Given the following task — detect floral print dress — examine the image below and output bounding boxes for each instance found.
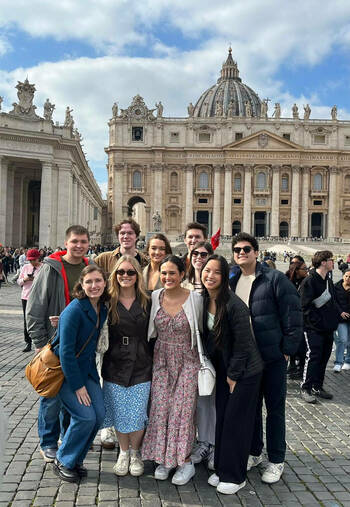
[142,295,200,468]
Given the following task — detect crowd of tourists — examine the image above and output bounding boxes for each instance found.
[2,219,350,496]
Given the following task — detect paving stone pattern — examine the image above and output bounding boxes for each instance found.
[1,268,350,506]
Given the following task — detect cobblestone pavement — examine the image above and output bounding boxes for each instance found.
[1,267,350,507]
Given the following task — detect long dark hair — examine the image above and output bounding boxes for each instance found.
[201,254,230,346]
[285,260,306,288]
[187,241,214,284]
[73,265,110,302]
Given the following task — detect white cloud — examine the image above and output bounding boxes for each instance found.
[0,35,11,56]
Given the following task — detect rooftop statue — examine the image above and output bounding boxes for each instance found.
[112,102,118,118]
[272,103,281,119]
[9,78,39,119]
[260,99,268,119]
[331,105,337,120]
[64,106,74,128]
[155,101,163,118]
[303,104,311,120]
[187,102,194,117]
[215,100,223,117]
[245,100,252,118]
[43,98,55,121]
[0,96,3,111]
[292,103,299,119]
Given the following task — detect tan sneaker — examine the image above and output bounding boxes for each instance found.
[129,451,144,476]
[113,452,130,476]
[101,427,117,449]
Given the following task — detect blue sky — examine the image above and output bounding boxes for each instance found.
[1,0,350,195]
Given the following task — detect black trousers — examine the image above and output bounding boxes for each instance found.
[250,358,287,464]
[214,361,262,484]
[302,329,334,391]
[21,299,31,345]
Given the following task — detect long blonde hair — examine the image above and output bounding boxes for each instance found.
[108,255,149,325]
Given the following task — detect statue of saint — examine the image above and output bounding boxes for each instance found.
[187,102,194,117]
[303,104,311,120]
[215,100,223,117]
[260,100,268,119]
[152,210,162,232]
[273,103,281,119]
[292,103,299,119]
[43,98,55,121]
[227,99,235,117]
[331,105,337,120]
[155,101,163,117]
[245,100,252,118]
[64,106,74,128]
[0,96,3,111]
[112,102,118,118]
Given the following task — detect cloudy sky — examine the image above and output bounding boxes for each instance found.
[1,0,350,197]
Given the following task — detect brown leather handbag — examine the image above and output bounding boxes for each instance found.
[25,322,98,398]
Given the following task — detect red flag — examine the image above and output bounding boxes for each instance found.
[211,228,221,250]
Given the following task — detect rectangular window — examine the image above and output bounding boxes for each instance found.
[233,198,241,204]
[198,198,208,203]
[314,134,325,144]
[281,199,289,205]
[283,133,290,140]
[198,132,211,142]
[170,132,179,142]
[313,200,322,205]
[235,132,243,141]
[132,126,143,141]
[93,207,98,220]
[345,136,350,146]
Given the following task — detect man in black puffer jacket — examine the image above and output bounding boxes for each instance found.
[229,233,303,485]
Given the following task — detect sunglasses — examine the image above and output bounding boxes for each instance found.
[116,269,137,276]
[233,246,253,254]
[192,251,209,258]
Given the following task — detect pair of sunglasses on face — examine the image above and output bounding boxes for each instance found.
[192,251,209,258]
[233,246,253,254]
[116,269,137,276]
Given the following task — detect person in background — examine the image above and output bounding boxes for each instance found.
[52,265,109,482]
[142,255,202,486]
[102,256,151,477]
[17,249,43,352]
[333,269,350,373]
[181,222,207,274]
[143,234,172,291]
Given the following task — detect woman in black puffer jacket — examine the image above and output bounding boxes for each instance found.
[201,255,263,496]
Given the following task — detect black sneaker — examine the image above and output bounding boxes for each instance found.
[22,344,32,352]
[40,448,57,463]
[300,388,317,404]
[53,458,80,482]
[312,387,333,400]
[75,464,88,477]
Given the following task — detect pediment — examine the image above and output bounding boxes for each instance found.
[223,130,302,151]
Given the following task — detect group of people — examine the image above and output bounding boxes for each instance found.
[7,217,349,496]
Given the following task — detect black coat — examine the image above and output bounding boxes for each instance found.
[229,262,303,363]
[203,290,263,380]
[334,280,350,313]
[102,299,152,387]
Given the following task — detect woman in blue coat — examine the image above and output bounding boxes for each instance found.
[53,265,109,482]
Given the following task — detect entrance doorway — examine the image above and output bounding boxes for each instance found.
[311,213,323,238]
[232,220,241,236]
[254,212,266,237]
[279,221,289,238]
[196,211,210,236]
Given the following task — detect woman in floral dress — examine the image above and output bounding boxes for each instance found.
[142,255,202,486]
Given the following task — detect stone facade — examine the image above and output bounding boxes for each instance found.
[105,50,350,242]
[0,80,104,247]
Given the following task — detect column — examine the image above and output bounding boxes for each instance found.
[184,165,194,227]
[114,163,123,225]
[270,165,280,237]
[212,164,222,233]
[12,173,24,246]
[5,167,14,246]
[0,157,8,244]
[223,164,232,236]
[39,162,53,247]
[76,182,81,223]
[57,165,71,243]
[327,166,338,238]
[152,164,163,218]
[301,166,310,237]
[242,164,252,233]
[290,165,300,237]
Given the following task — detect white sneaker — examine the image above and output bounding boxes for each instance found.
[171,461,195,485]
[261,462,284,484]
[208,473,219,487]
[101,427,117,449]
[129,451,144,476]
[342,362,350,370]
[247,454,263,471]
[154,464,173,480]
[333,364,342,373]
[217,480,246,495]
[190,441,210,464]
[207,445,215,470]
[113,451,130,476]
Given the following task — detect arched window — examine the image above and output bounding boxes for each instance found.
[345,174,350,193]
[313,173,322,191]
[199,171,209,189]
[170,171,178,191]
[257,172,267,190]
[132,170,142,189]
[234,173,241,192]
[281,174,289,192]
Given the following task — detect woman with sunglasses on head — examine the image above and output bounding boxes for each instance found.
[143,234,172,291]
[182,241,213,293]
[101,255,151,477]
[142,255,202,486]
[201,254,263,495]
[52,265,109,483]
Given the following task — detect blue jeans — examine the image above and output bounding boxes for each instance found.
[38,395,70,450]
[334,322,350,365]
[57,377,105,469]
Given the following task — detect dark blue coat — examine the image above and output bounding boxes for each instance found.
[53,297,107,392]
[229,262,303,363]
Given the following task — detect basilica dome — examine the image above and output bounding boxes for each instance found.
[193,48,262,118]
